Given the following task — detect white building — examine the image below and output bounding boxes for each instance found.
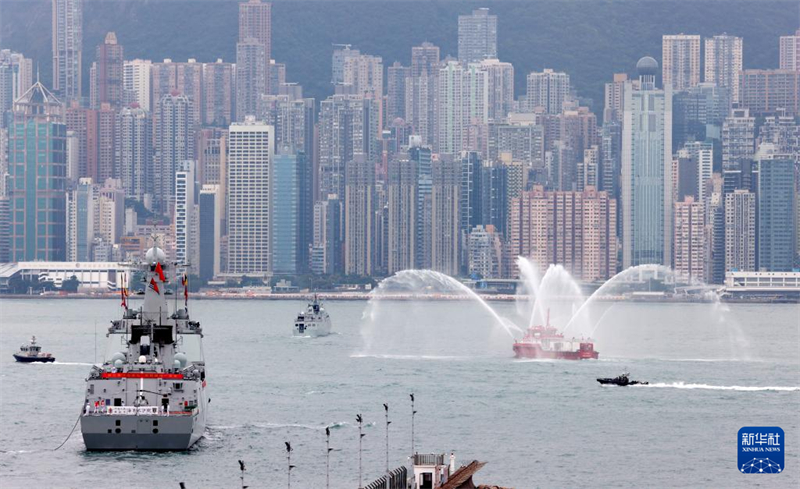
[123,59,152,110]
[226,117,273,276]
[662,34,701,91]
[779,29,800,71]
[174,160,196,273]
[704,34,743,101]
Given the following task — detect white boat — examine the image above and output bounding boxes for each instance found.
[294,295,332,337]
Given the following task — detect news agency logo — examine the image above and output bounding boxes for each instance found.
[739,427,784,474]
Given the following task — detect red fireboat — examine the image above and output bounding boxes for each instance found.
[513,311,599,360]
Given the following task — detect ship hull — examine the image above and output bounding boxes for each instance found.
[13,354,56,363]
[293,321,332,337]
[513,344,599,360]
[81,412,205,451]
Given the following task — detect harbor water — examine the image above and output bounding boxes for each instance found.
[1,298,798,488]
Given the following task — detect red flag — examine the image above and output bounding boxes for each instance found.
[120,274,127,309]
[155,262,166,282]
[148,278,160,294]
[182,274,188,306]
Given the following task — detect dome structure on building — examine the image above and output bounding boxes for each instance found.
[636,56,659,77]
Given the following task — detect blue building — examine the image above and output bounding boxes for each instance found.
[9,82,67,261]
[272,149,300,274]
[757,157,796,271]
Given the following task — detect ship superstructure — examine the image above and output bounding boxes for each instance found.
[80,246,207,450]
[293,295,333,337]
[513,311,599,360]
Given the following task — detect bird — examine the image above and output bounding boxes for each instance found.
[326,427,330,437]
[356,414,362,424]
[383,403,388,412]
[238,460,246,472]
[410,393,414,402]
[285,442,292,453]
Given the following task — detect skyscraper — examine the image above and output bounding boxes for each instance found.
[662,34,701,91]
[91,32,124,109]
[97,103,116,184]
[724,189,756,272]
[272,149,301,275]
[437,61,488,155]
[430,156,461,276]
[779,29,800,71]
[673,197,705,283]
[480,59,514,122]
[386,155,418,273]
[457,8,497,64]
[603,73,630,124]
[198,184,222,281]
[153,92,194,213]
[239,0,272,65]
[203,60,235,127]
[704,34,743,101]
[122,59,151,110]
[622,57,673,268]
[386,62,410,123]
[115,104,151,201]
[0,50,33,125]
[150,59,204,128]
[406,43,440,147]
[757,156,795,271]
[722,108,755,170]
[9,82,67,261]
[344,155,375,276]
[52,0,83,101]
[236,39,268,121]
[526,69,570,115]
[227,117,273,276]
[66,178,96,261]
[174,160,196,272]
[739,69,800,116]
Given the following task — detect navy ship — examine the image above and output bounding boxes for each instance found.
[294,295,332,337]
[80,246,208,450]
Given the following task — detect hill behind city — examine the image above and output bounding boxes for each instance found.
[1,0,796,111]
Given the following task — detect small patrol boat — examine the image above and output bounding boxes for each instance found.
[13,336,56,363]
[294,295,332,337]
[596,372,648,386]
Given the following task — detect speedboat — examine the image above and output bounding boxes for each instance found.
[596,372,648,386]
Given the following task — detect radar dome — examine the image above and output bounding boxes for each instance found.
[145,246,167,264]
[636,56,659,76]
[111,352,126,364]
[174,352,188,369]
[114,359,124,368]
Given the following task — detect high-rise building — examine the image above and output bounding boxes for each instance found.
[458,8,497,64]
[508,185,617,281]
[65,101,98,180]
[480,59,514,122]
[66,178,96,261]
[150,59,204,128]
[410,142,434,269]
[342,54,383,102]
[467,224,503,279]
[236,40,268,121]
[0,50,33,125]
[239,0,271,59]
[344,155,375,276]
[600,121,622,200]
[386,155,418,273]
[122,59,152,110]
[672,82,731,150]
[311,195,342,275]
[722,108,755,170]
[779,29,800,71]
[8,82,67,261]
[526,69,570,115]
[724,189,756,272]
[662,34,701,91]
[196,127,227,186]
[203,60,235,127]
[487,115,545,172]
[331,45,360,85]
[317,94,379,199]
[704,34,743,101]
[272,149,302,275]
[603,73,631,124]
[153,92,194,213]
[704,175,726,285]
[175,160,196,272]
[739,69,800,116]
[673,197,705,283]
[116,104,151,201]
[91,32,124,109]
[437,61,488,155]
[405,44,439,147]
[757,156,795,271]
[226,117,273,276]
[430,156,461,276]
[621,57,673,268]
[386,62,410,123]
[52,0,83,101]
[97,103,116,184]
[198,184,222,281]
[674,141,713,203]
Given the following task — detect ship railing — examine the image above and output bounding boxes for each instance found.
[86,405,169,416]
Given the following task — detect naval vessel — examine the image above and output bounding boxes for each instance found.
[80,246,208,450]
[293,295,333,337]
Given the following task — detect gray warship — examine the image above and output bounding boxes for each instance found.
[80,246,208,450]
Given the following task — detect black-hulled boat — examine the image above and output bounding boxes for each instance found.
[596,372,648,386]
[13,336,56,363]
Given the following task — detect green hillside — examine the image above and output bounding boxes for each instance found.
[1,0,795,112]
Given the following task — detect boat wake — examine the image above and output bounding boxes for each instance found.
[210,421,351,432]
[636,382,799,392]
[351,353,467,361]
